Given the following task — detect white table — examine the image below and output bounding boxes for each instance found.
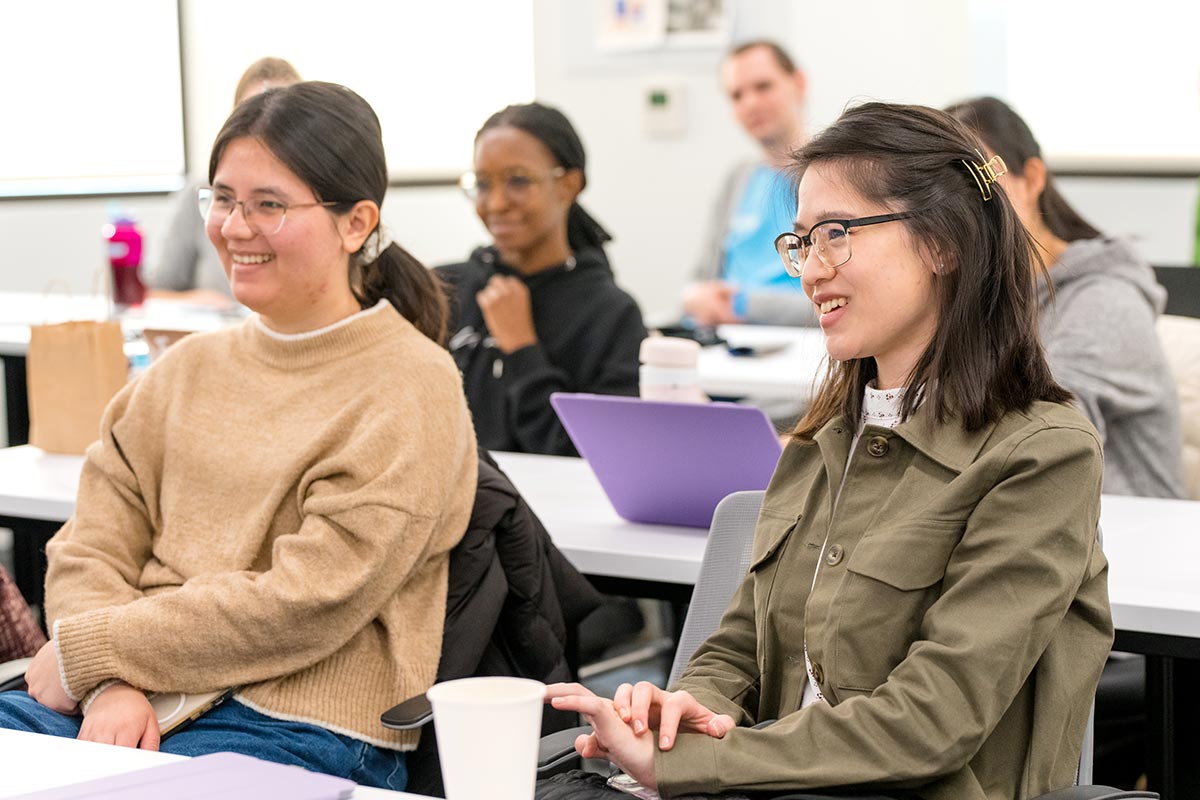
[0,447,710,604]
[2,446,1198,796]
[0,292,232,358]
[700,324,828,401]
[0,729,418,798]
[1,445,1196,640]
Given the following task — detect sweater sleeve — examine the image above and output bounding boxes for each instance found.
[50,364,476,699]
[144,184,202,292]
[692,165,750,283]
[44,383,152,627]
[741,290,818,327]
[656,425,1107,796]
[502,300,646,456]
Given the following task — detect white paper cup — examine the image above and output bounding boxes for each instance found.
[427,676,546,800]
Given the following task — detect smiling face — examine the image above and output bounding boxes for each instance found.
[722,45,806,151]
[797,162,940,388]
[207,137,366,333]
[472,125,578,273]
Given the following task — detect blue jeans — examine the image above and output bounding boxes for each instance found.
[0,691,407,791]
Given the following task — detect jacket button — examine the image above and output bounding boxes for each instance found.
[867,435,889,457]
[811,662,824,685]
[825,544,844,566]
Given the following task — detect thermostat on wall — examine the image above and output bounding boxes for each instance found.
[643,82,686,137]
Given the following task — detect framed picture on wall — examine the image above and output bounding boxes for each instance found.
[593,0,731,53]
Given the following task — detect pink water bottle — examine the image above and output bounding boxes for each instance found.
[104,212,146,309]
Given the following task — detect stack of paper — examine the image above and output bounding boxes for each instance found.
[9,752,357,799]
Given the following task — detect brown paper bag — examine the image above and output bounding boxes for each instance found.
[26,320,128,454]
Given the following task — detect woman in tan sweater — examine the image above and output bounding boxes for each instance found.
[2,82,477,792]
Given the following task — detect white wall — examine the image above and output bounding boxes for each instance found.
[0,188,483,295]
[0,1,1194,309]
[531,0,990,318]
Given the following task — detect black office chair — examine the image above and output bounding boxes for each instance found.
[537,492,1157,800]
[1151,265,1200,319]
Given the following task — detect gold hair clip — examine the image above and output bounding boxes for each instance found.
[960,154,1007,202]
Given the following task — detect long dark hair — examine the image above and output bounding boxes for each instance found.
[791,102,1071,440]
[209,81,448,344]
[946,96,1102,242]
[476,103,612,258]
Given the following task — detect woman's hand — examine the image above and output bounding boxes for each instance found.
[545,681,734,753]
[613,681,735,750]
[24,640,78,715]
[78,682,161,750]
[682,281,740,326]
[549,687,657,789]
[477,275,537,353]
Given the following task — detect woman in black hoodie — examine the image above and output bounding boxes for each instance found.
[436,103,646,456]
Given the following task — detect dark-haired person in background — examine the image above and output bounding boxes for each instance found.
[683,40,816,327]
[436,102,646,456]
[549,102,1111,800]
[1,82,476,792]
[948,96,1185,500]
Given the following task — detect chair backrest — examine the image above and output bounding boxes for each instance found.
[1152,265,1200,319]
[669,490,763,686]
[1157,314,1200,499]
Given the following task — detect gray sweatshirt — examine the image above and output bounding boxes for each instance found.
[1038,237,1186,498]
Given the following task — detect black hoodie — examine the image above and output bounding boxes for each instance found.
[435,246,646,456]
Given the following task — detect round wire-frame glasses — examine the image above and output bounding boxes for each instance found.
[458,167,566,202]
[197,186,338,236]
[774,211,917,278]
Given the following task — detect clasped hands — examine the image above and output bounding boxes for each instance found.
[477,275,537,354]
[545,681,736,790]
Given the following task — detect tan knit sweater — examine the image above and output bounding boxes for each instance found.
[44,301,477,749]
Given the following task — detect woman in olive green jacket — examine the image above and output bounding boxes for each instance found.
[549,102,1113,800]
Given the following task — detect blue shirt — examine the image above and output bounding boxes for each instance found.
[721,165,804,316]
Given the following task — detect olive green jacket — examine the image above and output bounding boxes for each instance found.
[657,401,1113,800]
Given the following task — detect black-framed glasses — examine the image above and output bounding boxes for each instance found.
[197,186,338,236]
[458,167,566,202]
[773,211,917,277]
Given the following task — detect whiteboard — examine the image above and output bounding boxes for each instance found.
[973,0,1200,173]
[0,0,536,198]
[0,0,186,197]
[181,0,536,183]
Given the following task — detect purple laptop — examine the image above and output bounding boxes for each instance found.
[551,393,783,528]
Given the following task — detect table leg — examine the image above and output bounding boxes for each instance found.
[2,517,57,621]
[3,354,29,446]
[1145,654,1200,799]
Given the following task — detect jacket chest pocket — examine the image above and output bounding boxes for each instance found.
[748,508,805,681]
[832,519,962,692]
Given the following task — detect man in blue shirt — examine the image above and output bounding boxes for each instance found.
[683,41,816,327]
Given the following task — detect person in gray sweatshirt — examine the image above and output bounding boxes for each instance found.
[949,96,1186,500]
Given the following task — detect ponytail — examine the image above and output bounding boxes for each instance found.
[566,203,613,264]
[1039,179,1102,242]
[354,239,448,346]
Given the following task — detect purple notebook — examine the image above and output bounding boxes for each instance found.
[10,752,357,800]
[551,393,783,528]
